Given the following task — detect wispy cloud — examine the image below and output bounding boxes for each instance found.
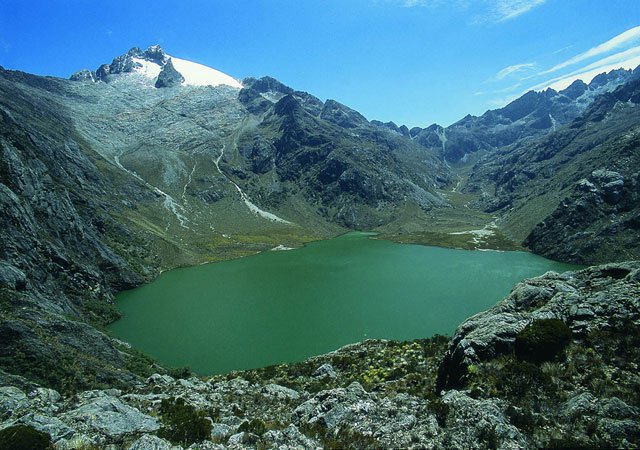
[539,26,640,76]
[491,0,546,22]
[384,0,545,22]
[552,45,574,55]
[494,63,535,80]
[530,46,640,91]
[384,0,433,7]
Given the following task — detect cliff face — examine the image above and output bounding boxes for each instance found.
[1,263,638,449]
[0,69,161,392]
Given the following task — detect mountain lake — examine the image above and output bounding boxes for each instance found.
[109,232,580,374]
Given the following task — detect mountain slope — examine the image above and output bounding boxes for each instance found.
[0,68,161,391]
[466,78,640,263]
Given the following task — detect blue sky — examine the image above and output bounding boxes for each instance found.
[1,0,639,127]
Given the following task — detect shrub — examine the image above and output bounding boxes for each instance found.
[515,319,572,363]
[238,418,267,435]
[158,397,212,445]
[0,425,53,450]
[167,366,192,379]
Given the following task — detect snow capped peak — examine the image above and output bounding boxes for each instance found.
[74,45,243,89]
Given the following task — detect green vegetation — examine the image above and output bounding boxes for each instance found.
[79,298,121,326]
[299,421,379,450]
[0,425,54,450]
[515,319,572,363]
[214,336,449,399]
[237,418,268,435]
[158,397,212,446]
[461,316,640,448]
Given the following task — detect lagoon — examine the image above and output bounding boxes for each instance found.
[109,232,578,374]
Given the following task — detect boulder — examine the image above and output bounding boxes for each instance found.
[0,386,29,420]
[61,396,159,437]
[128,434,181,450]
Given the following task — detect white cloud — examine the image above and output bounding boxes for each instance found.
[384,0,432,7]
[539,26,640,76]
[530,46,640,91]
[495,63,536,80]
[492,0,546,22]
[384,0,545,22]
[552,45,574,55]
[401,0,428,6]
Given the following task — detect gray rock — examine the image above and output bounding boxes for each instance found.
[0,262,27,290]
[61,396,159,437]
[210,422,233,442]
[14,412,75,442]
[601,397,639,420]
[69,69,96,82]
[128,434,181,450]
[591,169,623,184]
[187,442,225,450]
[262,424,321,449]
[227,431,260,447]
[294,383,440,448]
[293,382,371,429]
[54,434,98,450]
[437,263,640,391]
[560,392,598,418]
[0,386,29,419]
[439,390,528,450]
[155,58,185,88]
[261,384,300,400]
[313,363,337,379]
[147,374,175,386]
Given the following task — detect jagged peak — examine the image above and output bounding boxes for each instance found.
[69,45,242,89]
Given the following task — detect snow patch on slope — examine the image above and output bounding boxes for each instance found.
[169,56,243,88]
[130,54,242,89]
[132,57,162,79]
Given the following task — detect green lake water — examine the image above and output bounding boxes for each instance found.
[109,232,579,375]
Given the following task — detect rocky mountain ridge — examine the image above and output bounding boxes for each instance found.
[410,66,640,162]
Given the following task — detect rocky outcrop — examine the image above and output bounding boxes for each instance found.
[436,262,640,448]
[437,261,640,390]
[525,170,640,264]
[69,69,95,82]
[94,46,169,82]
[155,59,185,88]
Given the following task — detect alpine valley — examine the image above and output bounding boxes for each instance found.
[0,46,639,449]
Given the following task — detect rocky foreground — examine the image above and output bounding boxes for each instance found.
[1,262,639,449]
